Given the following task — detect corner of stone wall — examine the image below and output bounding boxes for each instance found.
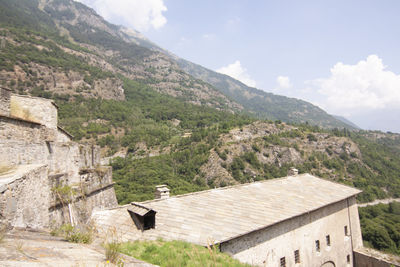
[354,247,400,267]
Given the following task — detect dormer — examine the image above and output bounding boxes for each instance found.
[127,203,156,231]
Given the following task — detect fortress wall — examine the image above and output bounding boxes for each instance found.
[0,116,100,180]
[354,248,400,267]
[49,167,118,226]
[0,165,51,230]
[1,93,118,230]
[221,197,361,267]
[10,95,58,129]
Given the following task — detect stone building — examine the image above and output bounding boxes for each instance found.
[0,88,118,229]
[92,173,363,266]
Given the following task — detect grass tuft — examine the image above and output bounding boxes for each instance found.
[118,239,253,267]
[50,223,93,244]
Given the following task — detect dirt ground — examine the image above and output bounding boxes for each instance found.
[0,229,156,267]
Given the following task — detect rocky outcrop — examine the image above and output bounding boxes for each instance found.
[199,122,362,187]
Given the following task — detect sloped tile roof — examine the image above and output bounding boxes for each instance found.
[92,173,361,246]
[127,203,155,216]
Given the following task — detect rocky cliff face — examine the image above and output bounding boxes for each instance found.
[200,121,362,187]
[0,0,241,112]
[0,0,356,127]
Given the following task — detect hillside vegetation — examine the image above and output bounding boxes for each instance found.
[0,0,355,128]
[118,240,252,267]
[359,203,400,255]
[1,0,400,260]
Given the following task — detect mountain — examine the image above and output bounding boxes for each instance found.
[0,0,355,129]
[333,115,360,129]
[0,0,241,111]
[3,0,399,204]
[2,0,400,258]
[176,58,355,128]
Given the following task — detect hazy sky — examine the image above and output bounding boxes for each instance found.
[76,0,400,133]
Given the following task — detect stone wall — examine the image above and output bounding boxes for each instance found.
[0,94,119,230]
[48,167,118,227]
[220,197,362,267]
[354,248,400,267]
[10,95,58,129]
[0,165,50,230]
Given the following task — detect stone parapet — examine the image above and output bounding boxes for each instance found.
[0,165,50,229]
[354,247,400,267]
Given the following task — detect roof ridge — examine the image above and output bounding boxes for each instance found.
[139,173,310,204]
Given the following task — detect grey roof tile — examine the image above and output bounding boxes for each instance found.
[92,173,360,246]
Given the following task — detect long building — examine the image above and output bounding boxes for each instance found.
[92,172,363,266]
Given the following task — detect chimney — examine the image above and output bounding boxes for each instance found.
[0,87,11,117]
[155,185,170,199]
[288,167,298,176]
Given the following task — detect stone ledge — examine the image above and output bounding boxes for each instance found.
[49,182,116,209]
[354,247,400,267]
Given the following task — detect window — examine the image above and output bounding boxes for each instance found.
[326,235,331,246]
[347,254,351,263]
[280,257,286,267]
[294,250,300,263]
[344,225,349,236]
[315,240,320,252]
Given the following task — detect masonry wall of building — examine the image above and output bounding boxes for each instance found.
[0,93,118,229]
[0,165,51,229]
[220,197,362,267]
[48,167,117,226]
[354,248,400,267]
[10,95,58,129]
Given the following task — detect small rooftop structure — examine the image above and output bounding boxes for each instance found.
[92,173,361,246]
[127,203,156,231]
[154,185,170,199]
[288,167,298,176]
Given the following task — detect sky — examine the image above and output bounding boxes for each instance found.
[76,0,400,133]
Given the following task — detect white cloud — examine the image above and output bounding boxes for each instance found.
[276,76,292,89]
[75,0,167,32]
[216,60,256,87]
[309,55,400,115]
[202,33,215,40]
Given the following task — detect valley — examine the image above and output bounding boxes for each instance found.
[1,0,400,263]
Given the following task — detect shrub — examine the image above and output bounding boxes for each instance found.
[50,224,93,244]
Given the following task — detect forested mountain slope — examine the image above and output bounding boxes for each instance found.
[0,0,241,111]
[176,58,354,128]
[0,0,356,128]
[1,0,399,207]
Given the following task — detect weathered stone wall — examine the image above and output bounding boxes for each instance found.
[0,165,50,230]
[0,99,118,230]
[348,196,363,249]
[220,197,362,267]
[354,248,400,267]
[48,167,117,227]
[10,95,58,129]
[0,116,97,182]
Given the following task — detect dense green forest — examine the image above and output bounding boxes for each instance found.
[2,0,400,259]
[56,78,252,202]
[359,203,400,255]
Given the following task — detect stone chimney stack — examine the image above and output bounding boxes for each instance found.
[288,167,299,176]
[0,87,11,116]
[155,185,170,199]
